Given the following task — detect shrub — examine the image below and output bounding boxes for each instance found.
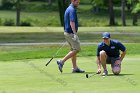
[4,19,15,26]
[20,20,32,26]
[0,18,2,26]
[28,0,47,2]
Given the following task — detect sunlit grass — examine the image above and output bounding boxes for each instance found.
[0,56,139,93]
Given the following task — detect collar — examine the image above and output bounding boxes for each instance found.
[103,40,111,46]
[70,3,76,8]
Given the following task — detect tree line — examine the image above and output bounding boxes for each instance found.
[0,0,140,26]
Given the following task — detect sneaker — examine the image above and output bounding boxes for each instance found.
[102,70,108,76]
[72,68,85,73]
[56,60,64,73]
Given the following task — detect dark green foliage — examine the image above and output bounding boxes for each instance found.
[28,0,47,2]
[0,0,15,10]
[4,19,15,26]
[20,2,58,12]
[0,18,2,25]
[0,0,139,26]
[20,20,32,26]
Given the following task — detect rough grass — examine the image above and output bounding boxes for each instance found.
[0,44,139,61]
[0,27,139,43]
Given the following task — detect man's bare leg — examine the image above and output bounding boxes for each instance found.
[71,53,78,69]
[62,50,77,63]
[100,50,108,75]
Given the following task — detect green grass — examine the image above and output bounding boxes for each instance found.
[0,26,139,92]
[0,27,139,61]
[0,27,140,33]
[0,11,60,26]
[0,56,139,93]
[0,44,139,61]
[0,27,139,43]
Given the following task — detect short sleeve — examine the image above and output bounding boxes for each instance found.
[96,45,100,56]
[117,41,126,52]
[69,9,76,22]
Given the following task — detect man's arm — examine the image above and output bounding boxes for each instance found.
[96,56,101,74]
[120,50,126,62]
[117,41,126,62]
[70,21,77,34]
[70,21,78,41]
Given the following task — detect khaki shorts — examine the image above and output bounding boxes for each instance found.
[64,32,81,52]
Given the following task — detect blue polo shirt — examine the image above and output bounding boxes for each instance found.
[64,3,78,33]
[97,40,126,57]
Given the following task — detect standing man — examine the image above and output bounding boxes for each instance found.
[57,0,85,73]
[96,32,126,76]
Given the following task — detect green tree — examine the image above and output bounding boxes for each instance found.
[1,0,15,10]
[91,0,104,13]
[91,0,116,26]
[126,0,132,11]
[127,0,140,25]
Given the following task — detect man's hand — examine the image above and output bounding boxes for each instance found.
[72,34,78,41]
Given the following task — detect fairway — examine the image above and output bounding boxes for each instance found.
[0,56,139,93]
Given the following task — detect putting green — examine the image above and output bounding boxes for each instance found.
[0,56,139,93]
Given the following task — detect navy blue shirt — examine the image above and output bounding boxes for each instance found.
[97,40,126,57]
[64,3,78,33]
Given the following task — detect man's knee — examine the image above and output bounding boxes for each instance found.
[100,50,106,56]
[112,60,121,75]
[112,66,121,75]
[72,49,80,53]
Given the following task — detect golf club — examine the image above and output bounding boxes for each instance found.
[86,73,98,78]
[45,41,66,66]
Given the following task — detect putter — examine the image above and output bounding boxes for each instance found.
[86,73,98,78]
[45,42,66,66]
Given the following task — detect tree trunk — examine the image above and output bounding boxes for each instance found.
[58,0,69,26]
[108,0,115,26]
[126,4,131,11]
[16,0,20,26]
[121,0,126,26]
[93,6,99,14]
[133,13,138,25]
[48,0,52,6]
[132,0,138,26]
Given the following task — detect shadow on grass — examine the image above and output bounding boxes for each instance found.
[108,73,134,76]
[62,72,97,74]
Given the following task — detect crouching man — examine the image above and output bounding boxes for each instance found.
[96,32,126,76]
